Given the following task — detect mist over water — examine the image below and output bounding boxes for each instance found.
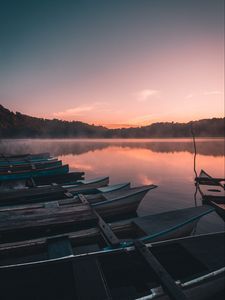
[0,138,224,233]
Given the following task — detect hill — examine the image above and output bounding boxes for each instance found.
[0,104,224,138]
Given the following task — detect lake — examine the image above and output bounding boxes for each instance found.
[0,138,224,233]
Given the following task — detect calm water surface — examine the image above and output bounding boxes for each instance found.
[1,138,224,234]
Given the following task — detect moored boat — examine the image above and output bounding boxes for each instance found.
[0,152,51,161]
[0,185,156,242]
[196,170,225,221]
[196,169,225,188]
[26,171,85,186]
[206,201,225,221]
[0,164,69,181]
[0,232,224,300]
[0,205,213,257]
[0,179,130,206]
[0,157,56,167]
[0,171,85,189]
[0,159,62,173]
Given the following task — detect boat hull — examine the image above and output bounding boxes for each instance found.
[0,153,50,161]
[0,186,155,242]
[0,233,224,300]
[0,159,61,172]
[95,188,150,217]
[0,165,69,181]
[0,206,213,260]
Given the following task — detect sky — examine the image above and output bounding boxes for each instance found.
[0,0,224,128]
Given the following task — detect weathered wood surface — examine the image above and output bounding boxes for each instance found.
[78,193,120,246]
[196,169,225,189]
[0,185,153,212]
[198,184,225,203]
[0,186,154,242]
[0,206,213,256]
[0,177,109,205]
[0,203,98,242]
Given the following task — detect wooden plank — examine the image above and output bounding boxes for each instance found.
[196,170,225,189]
[77,194,120,246]
[96,211,120,246]
[77,193,89,204]
[0,204,98,243]
[64,191,74,198]
[0,185,66,199]
[44,201,59,208]
[134,240,188,300]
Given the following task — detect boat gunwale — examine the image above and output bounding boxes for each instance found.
[0,231,223,270]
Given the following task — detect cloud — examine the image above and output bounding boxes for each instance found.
[185,93,194,99]
[53,102,109,118]
[203,91,223,96]
[53,105,94,117]
[136,89,160,102]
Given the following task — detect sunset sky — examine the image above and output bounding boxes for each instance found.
[0,0,224,128]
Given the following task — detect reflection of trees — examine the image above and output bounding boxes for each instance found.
[0,139,224,157]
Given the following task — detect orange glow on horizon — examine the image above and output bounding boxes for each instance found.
[41,112,224,129]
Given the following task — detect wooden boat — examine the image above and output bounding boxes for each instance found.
[0,152,50,161]
[196,169,225,188]
[208,202,225,221]
[0,232,224,300]
[0,156,56,167]
[198,184,225,203]
[0,179,130,206]
[26,171,85,186]
[0,205,213,257]
[0,164,69,181]
[196,170,225,221]
[0,185,156,242]
[0,171,85,189]
[0,159,62,173]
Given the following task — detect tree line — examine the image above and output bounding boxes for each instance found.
[0,104,224,138]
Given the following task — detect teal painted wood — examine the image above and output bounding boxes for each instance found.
[0,161,62,172]
[0,158,54,167]
[0,165,69,181]
[0,152,50,161]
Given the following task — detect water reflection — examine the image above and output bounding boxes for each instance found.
[0,138,224,157]
[0,139,224,233]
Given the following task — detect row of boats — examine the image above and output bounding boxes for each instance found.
[0,152,224,300]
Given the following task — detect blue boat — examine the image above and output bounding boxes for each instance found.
[0,160,62,172]
[0,164,69,181]
[0,157,55,167]
[0,152,50,161]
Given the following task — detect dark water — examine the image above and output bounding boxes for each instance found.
[0,138,224,234]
